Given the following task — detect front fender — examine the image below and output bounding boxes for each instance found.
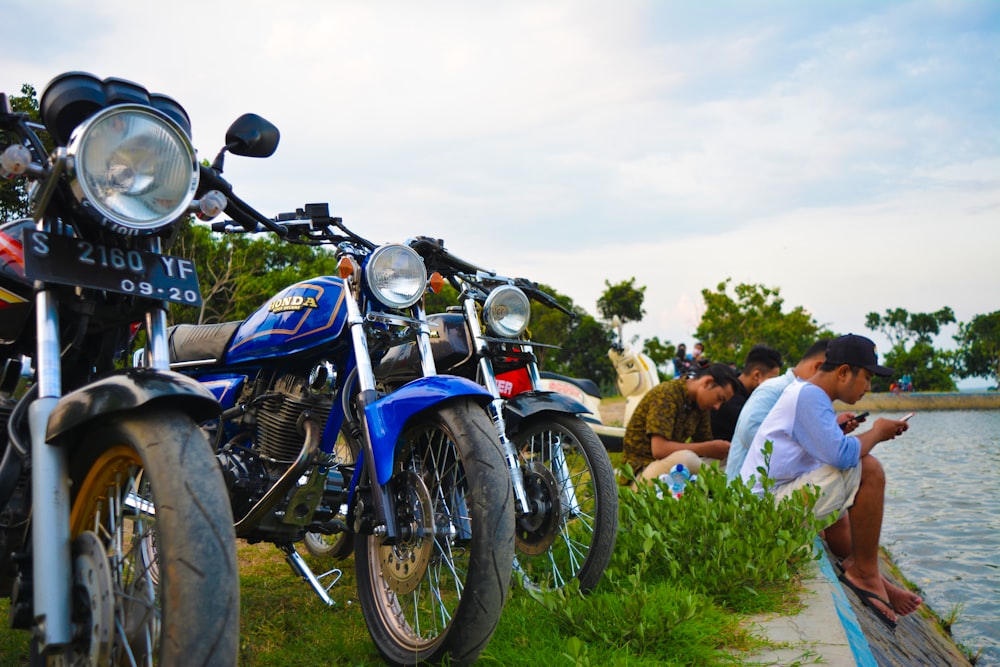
[46,368,221,446]
[365,375,491,485]
[503,390,591,434]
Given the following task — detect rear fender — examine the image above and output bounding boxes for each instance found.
[364,375,491,485]
[45,368,220,446]
[503,390,591,434]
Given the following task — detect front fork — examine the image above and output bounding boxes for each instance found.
[458,296,532,515]
[478,361,532,515]
[30,237,177,652]
[343,278,398,541]
[29,288,73,651]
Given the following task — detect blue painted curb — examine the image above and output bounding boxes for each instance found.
[815,537,878,666]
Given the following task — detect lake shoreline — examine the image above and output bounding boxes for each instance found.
[599,391,1000,427]
[835,390,1000,412]
[599,396,994,664]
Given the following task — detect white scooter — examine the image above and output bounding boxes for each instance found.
[539,316,661,451]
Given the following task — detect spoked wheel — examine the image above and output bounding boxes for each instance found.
[354,399,514,666]
[512,413,619,593]
[56,407,239,666]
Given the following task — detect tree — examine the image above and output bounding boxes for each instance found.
[694,279,828,369]
[954,311,1000,387]
[882,341,956,393]
[1,84,50,220]
[424,282,461,315]
[544,309,615,391]
[596,278,645,324]
[642,336,675,381]
[516,285,615,391]
[864,307,956,391]
[865,307,955,347]
[170,223,340,325]
[598,277,677,380]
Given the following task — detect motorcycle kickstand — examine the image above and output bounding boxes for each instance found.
[279,543,342,607]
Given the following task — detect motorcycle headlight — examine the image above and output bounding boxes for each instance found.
[66,104,198,234]
[365,244,428,308]
[484,285,530,337]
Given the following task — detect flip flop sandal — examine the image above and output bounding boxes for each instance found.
[838,572,898,631]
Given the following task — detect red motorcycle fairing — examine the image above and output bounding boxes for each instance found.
[0,220,35,345]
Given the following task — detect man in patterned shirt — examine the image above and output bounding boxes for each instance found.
[623,362,740,481]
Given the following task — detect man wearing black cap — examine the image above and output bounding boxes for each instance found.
[738,333,920,629]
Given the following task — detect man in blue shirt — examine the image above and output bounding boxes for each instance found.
[724,340,832,481]
[739,334,920,628]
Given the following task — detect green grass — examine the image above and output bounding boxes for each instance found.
[0,460,823,666]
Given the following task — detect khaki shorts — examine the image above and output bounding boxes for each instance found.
[773,464,862,521]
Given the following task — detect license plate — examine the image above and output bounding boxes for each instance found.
[23,229,203,307]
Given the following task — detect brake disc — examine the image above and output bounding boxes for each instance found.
[379,471,434,595]
[72,530,114,665]
[515,461,562,556]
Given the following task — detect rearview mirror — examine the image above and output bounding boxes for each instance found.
[224,113,280,158]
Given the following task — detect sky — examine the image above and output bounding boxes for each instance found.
[4,1,998,386]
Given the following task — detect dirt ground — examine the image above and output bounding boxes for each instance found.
[599,399,626,426]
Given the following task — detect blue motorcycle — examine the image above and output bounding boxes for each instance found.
[152,195,515,665]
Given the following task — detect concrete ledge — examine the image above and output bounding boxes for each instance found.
[745,542,876,666]
[835,391,1000,411]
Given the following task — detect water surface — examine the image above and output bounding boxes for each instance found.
[870,409,999,665]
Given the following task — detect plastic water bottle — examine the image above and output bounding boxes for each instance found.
[657,463,692,499]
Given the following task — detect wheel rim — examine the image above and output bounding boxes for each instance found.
[70,444,161,663]
[365,424,470,650]
[514,424,597,590]
[304,434,355,559]
[514,461,562,555]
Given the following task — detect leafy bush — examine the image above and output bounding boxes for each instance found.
[612,459,823,611]
[482,451,825,665]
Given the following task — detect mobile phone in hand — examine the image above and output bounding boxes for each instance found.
[840,411,869,431]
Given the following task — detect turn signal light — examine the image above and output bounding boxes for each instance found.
[337,256,359,280]
[428,272,445,294]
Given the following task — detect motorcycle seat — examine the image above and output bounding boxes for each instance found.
[167,322,241,364]
[538,371,602,399]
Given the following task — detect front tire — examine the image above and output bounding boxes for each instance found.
[65,407,239,666]
[512,413,618,593]
[354,399,514,666]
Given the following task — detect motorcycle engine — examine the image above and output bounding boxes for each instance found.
[217,372,333,527]
[256,373,332,463]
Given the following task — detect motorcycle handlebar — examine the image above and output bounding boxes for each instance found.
[520,283,576,318]
[198,165,287,236]
[404,237,576,318]
[407,236,491,277]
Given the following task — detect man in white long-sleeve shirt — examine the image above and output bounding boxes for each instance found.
[739,334,921,628]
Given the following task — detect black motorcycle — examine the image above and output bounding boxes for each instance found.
[0,72,258,664]
[377,237,619,593]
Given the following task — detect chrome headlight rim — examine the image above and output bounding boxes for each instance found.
[66,103,199,235]
[364,244,428,309]
[484,284,530,337]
